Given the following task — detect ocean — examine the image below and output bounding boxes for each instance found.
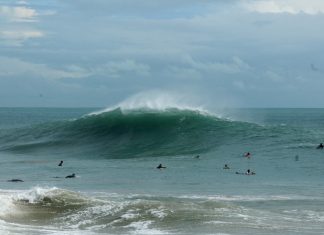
[0,104,324,234]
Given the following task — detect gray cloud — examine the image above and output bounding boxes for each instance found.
[0,2,53,46]
[241,0,324,15]
[1,0,324,107]
[0,56,89,79]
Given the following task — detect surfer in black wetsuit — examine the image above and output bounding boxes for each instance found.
[65,173,76,178]
[7,179,24,182]
[223,164,230,169]
[316,143,324,149]
[235,169,255,175]
[58,160,63,166]
[244,152,251,158]
[245,169,255,175]
[157,164,166,169]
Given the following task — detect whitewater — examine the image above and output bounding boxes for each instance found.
[0,100,324,234]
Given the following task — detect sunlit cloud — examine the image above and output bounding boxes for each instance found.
[0,3,54,46]
[0,5,37,22]
[242,0,324,15]
[0,30,44,46]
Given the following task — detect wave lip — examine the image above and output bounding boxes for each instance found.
[88,92,210,116]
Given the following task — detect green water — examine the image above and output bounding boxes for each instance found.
[0,107,324,234]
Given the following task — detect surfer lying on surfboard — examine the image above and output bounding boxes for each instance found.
[236,169,255,175]
[157,164,166,169]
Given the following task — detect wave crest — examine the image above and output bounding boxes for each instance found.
[89,92,209,116]
[0,106,263,158]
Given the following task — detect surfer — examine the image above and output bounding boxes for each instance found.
[223,164,230,169]
[295,155,299,161]
[7,179,24,182]
[157,164,166,169]
[65,173,76,178]
[58,160,63,166]
[316,143,324,149]
[245,169,255,175]
[235,169,255,175]
[244,152,251,158]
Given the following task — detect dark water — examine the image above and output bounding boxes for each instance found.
[0,107,324,234]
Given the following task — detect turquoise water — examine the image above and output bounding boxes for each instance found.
[0,107,324,234]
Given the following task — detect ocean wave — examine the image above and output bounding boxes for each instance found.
[0,188,323,234]
[0,105,293,159]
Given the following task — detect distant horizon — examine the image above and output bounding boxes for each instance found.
[1,106,324,109]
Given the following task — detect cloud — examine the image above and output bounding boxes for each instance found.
[0,5,37,22]
[0,57,150,81]
[166,56,252,82]
[242,0,324,15]
[64,0,220,19]
[264,70,284,82]
[0,5,37,46]
[181,56,251,75]
[0,57,90,80]
[1,30,44,44]
[16,1,29,5]
[0,3,55,46]
[92,60,151,78]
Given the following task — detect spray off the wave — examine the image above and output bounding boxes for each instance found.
[0,94,263,159]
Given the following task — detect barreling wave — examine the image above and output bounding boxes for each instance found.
[0,106,287,159]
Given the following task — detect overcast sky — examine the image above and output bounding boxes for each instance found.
[1,0,324,108]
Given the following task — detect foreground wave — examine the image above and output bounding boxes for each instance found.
[0,107,293,158]
[0,187,323,234]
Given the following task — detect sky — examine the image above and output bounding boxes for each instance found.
[1,0,324,108]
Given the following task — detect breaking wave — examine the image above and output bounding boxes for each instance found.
[0,104,294,159]
[0,187,322,234]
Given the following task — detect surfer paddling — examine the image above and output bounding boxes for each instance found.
[157,164,166,169]
[244,152,251,158]
[65,173,76,178]
[7,179,24,182]
[316,143,324,149]
[235,169,255,175]
[223,164,230,169]
[245,169,255,175]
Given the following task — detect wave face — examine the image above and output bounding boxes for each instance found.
[0,107,284,159]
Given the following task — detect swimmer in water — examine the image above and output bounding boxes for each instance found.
[157,164,166,169]
[244,152,251,158]
[245,169,255,175]
[65,173,76,178]
[58,160,63,166]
